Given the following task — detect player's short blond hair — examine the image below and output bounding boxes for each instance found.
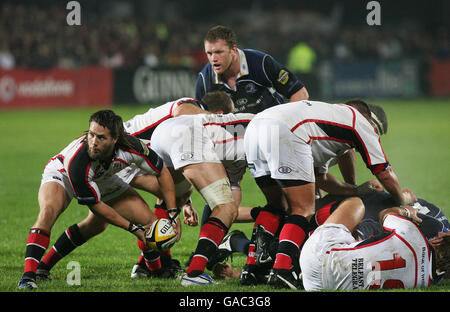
[204,25,237,48]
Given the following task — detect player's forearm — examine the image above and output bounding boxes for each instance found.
[337,149,357,185]
[316,173,357,195]
[157,166,178,209]
[376,167,404,205]
[89,201,130,230]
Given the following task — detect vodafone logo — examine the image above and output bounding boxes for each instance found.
[0,76,16,102]
[0,75,74,103]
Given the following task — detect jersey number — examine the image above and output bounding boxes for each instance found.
[369,253,406,289]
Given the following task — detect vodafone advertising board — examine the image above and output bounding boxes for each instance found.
[0,67,112,109]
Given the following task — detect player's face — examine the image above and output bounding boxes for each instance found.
[204,39,236,75]
[87,121,118,160]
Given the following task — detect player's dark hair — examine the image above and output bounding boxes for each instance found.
[345,99,388,135]
[204,25,237,48]
[202,91,234,114]
[367,104,388,135]
[345,99,371,117]
[84,109,133,149]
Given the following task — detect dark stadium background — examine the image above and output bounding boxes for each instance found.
[0,0,448,107]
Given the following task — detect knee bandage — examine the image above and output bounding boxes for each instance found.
[199,178,234,209]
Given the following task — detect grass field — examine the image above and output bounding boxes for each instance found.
[0,98,449,296]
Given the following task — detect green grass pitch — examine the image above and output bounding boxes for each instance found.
[0,98,448,294]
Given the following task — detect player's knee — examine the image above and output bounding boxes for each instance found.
[199,177,235,211]
[343,197,365,217]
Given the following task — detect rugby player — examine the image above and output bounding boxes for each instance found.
[148,106,254,286]
[35,93,230,280]
[18,110,177,289]
[300,197,449,290]
[243,99,415,289]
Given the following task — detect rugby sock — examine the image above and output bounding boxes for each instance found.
[245,244,257,265]
[23,228,50,279]
[273,214,309,271]
[312,201,338,228]
[254,210,281,235]
[186,217,228,276]
[39,224,87,272]
[137,239,161,271]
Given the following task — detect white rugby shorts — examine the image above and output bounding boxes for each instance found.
[244,118,315,182]
[41,157,129,203]
[299,223,356,291]
[150,116,221,170]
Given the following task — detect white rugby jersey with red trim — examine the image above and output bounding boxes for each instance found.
[323,214,433,290]
[200,112,254,186]
[60,135,163,205]
[253,100,388,174]
[200,112,255,162]
[123,97,202,141]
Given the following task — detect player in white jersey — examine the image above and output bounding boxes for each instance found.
[18,110,177,290]
[300,197,448,291]
[124,92,254,279]
[149,101,254,286]
[123,97,206,144]
[312,101,389,197]
[121,97,207,229]
[243,99,415,289]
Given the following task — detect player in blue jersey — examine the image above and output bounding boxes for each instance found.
[196,25,309,114]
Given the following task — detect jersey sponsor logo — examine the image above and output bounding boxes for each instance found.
[181,152,194,161]
[236,98,248,106]
[278,70,289,85]
[52,175,62,182]
[351,258,365,289]
[278,166,292,174]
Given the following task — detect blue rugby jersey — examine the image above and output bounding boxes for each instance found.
[196,49,304,113]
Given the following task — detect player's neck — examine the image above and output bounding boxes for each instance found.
[221,54,241,86]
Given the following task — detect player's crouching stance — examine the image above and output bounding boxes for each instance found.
[18,110,178,290]
[149,110,253,286]
[300,197,449,291]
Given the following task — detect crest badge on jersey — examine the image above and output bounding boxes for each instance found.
[278,69,289,85]
[245,82,257,94]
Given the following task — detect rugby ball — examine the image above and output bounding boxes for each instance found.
[145,218,177,252]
